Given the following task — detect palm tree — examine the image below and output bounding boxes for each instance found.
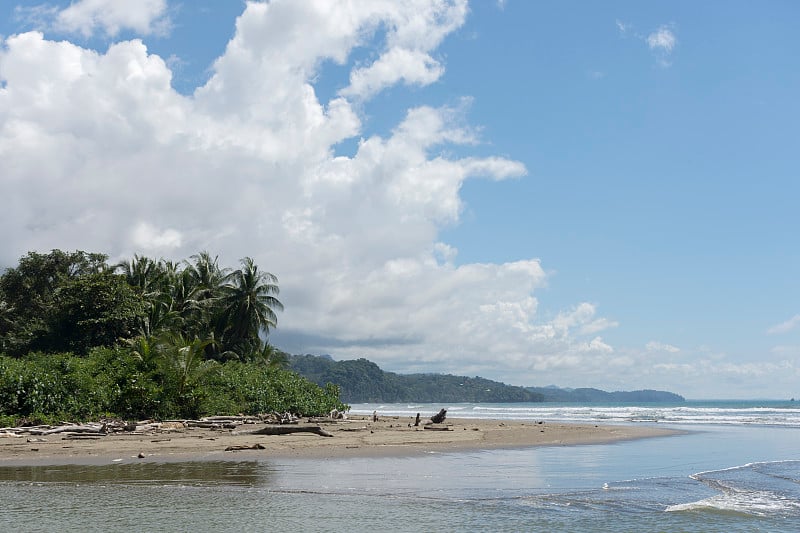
[116,255,161,294]
[116,256,182,339]
[154,332,219,417]
[156,333,216,395]
[254,340,289,368]
[185,251,228,301]
[217,257,284,359]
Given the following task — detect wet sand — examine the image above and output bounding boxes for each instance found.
[0,416,677,466]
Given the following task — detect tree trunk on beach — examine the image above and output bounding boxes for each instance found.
[237,425,333,437]
[430,409,447,424]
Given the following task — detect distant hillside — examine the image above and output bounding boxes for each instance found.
[288,354,685,404]
[288,355,543,403]
[526,387,685,403]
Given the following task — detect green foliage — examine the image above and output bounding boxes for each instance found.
[1,249,285,361]
[48,273,146,354]
[203,362,346,416]
[524,386,685,403]
[0,250,115,356]
[0,352,114,422]
[0,248,346,425]
[0,348,346,426]
[289,354,544,403]
[215,257,284,358]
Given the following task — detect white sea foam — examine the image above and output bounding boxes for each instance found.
[666,491,800,516]
[350,401,800,427]
[667,460,800,517]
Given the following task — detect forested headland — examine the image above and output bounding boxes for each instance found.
[289,355,544,403]
[0,250,345,426]
[289,354,685,404]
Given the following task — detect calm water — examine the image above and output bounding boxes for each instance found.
[2,401,800,532]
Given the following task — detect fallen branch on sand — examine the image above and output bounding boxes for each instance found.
[225,443,266,452]
[30,424,107,436]
[235,425,333,438]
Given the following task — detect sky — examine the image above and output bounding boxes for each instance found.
[1,0,798,399]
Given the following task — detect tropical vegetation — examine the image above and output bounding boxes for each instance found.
[0,249,345,426]
[289,354,685,404]
[289,355,545,403]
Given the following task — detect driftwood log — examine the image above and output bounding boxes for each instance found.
[30,424,107,436]
[185,421,238,429]
[225,443,266,451]
[430,409,447,424]
[237,425,333,438]
[203,416,259,423]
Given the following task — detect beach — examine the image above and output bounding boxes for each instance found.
[3,403,800,531]
[0,415,674,465]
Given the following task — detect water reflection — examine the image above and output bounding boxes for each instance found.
[0,461,269,486]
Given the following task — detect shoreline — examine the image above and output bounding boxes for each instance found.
[0,416,680,466]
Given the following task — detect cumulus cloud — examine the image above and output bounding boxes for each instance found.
[0,0,633,388]
[16,0,171,38]
[56,0,170,37]
[646,341,680,353]
[767,314,800,335]
[339,0,468,99]
[131,222,182,251]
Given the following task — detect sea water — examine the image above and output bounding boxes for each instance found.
[2,401,800,532]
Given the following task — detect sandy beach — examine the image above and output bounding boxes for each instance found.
[0,415,677,466]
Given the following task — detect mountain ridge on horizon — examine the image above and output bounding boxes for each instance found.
[287,353,685,404]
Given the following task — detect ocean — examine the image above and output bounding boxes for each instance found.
[2,400,800,532]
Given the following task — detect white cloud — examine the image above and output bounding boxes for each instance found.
[53,0,170,37]
[0,1,595,382]
[654,359,798,379]
[550,303,618,336]
[771,345,800,357]
[617,21,677,67]
[578,337,614,354]
[646,26,676,53]
[342,47,444,99]
[579,317,618,335]
[339,0,468,99]
[646,341,680,353]
[767,314,800,335]
[131,222,182,251]
[4,1,714,392]
[646,25,677,67]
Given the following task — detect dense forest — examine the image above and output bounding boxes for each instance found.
[525,387,685,403]
[289,354,685,404]
[0,249,345,426]
[289,355,544,403]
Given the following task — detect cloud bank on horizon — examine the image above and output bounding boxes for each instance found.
[1,0,798,398]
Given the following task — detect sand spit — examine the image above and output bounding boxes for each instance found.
[0,416,677,466]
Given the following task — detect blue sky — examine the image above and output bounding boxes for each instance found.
[1,1,798,398]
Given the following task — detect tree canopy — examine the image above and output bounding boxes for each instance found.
[0,249,284,360]
[0,249,345,424]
